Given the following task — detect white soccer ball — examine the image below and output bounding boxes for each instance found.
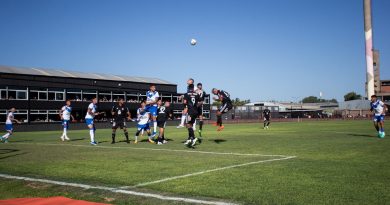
[190,38,197,46]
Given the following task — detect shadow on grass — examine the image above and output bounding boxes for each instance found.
[12,140,33,143]
[209,139,227,144]
[70,138,86,142]
[0,149,27,160]
[348,134,374,138]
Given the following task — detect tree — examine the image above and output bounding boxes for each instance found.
[344,92,362,101]
[231,98,250,108]
[302,96,319,103]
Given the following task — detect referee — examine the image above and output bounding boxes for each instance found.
[111,98,131,144]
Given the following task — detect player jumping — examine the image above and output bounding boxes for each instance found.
[0,108,21,143]
[135,101,153,144]
[184,84,201,148]
[211,88,233,131]
[370,95,387,138]
[263,107,271,129]
[111,98,131,144]
[177,78,196,128]
[145,84,159,137]
[156,99,172,145]
[60,100,74,141]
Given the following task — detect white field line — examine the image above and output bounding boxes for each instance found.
[0,173,237,205]
[14,142,290,157]
[123,156,296,189]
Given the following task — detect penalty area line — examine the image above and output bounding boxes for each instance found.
[0,173,238,205]
[124,155,296,189]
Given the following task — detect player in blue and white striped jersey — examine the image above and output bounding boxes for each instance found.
[1,108,21,143]
[60,100,74,141]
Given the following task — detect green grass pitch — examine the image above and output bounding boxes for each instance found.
[0,120,389,204]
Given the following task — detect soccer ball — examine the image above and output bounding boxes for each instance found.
[190,39,197,46]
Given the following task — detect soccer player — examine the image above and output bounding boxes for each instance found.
[85,97,99,145]
[196,83,206,140]
[135,101,153,144]
[111,98,131,144]
[145,84,159,137]
[211,88,233,131]
[370,95,387,138]
[156,100,172,145]
[183,84,201,147]
[59,100,74,141]
[263,108,271,129]
[177,78,196,128]
[0,108,21,143]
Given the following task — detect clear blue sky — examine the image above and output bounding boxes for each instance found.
[0,0,389,102]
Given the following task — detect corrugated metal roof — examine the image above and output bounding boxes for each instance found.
[0,65,175,85]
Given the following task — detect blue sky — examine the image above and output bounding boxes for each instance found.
[0,0,389,102]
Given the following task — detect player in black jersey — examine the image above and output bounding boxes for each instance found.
[111,98,131,144]
[177,78,195,128]
[183,84,201,148]
[263,108,271,129]
[211,88,233,131]
[196,83,206,140]
[156,99,172,145]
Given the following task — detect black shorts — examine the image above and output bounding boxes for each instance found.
[157,120,166,128]
[219,103,233,113]
[186,114,197,125]
[264,117,270,121]
[197,106,203,117]
[112,121,127,129]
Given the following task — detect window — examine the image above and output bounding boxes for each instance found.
[30,88,48,100]
[48,89,64,101]
[99,92,112,102]
[112,91,125,102]
[0,89,6,100]
[48,110,61,122]
[30,110,48,123]
[67,89,82,101]
[16,91,27,100]
[161,94,172,103]
[82,90,97,101]
[126,93,139,103]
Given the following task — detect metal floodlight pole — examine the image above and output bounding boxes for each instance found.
[364,0,375,98]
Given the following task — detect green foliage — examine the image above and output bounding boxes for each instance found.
[344,92,362,101]
[301,96,338,103]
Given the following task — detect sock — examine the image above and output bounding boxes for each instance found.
[380,128,384,132]
[112,132,116,142]
[199,120,203,130]
[375,126,379,131]
[141,129,144,136]
[188,127,195,140]
[89,129,95,142]
[267,122,270,126]
[162,134,165,141]
[2,133,10,139]
[264,122,266,127]
[217,115,222,126]
[181,114,186,125]
[135,130,140,141]
[193,119,197,128]
[153,121,157,133]
[63,128,67,136]
[125,131,129,141]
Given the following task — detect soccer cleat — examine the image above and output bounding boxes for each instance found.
[163,140,168,144]
[184,140,191,145]
[176,125,185,128]
[60,135,65,141]
[266,126,269,130]
[217,125,225,131]
[148,138,155,144]
[157,141,163,145]
[3,139,9,143]
[126,140,130,144]
[379,132,385,139]
[111,141,115,144]
[0,136,3,142]
[64,136,70,141]
[212,122,218,126]
[191,138,198,146]
[90,141,98,146]
[198,137,202,144]
[134,140,138,144]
